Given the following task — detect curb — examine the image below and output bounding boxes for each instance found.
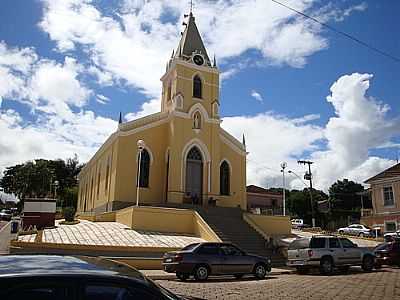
[145,269,295,280]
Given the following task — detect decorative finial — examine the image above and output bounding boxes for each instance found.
[119,112,122,124]
[242,133,246,148]
[190,0,194,15]
[171,49,174,58]
[213,54,217,68]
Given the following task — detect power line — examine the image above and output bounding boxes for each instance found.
[270,0,400,64]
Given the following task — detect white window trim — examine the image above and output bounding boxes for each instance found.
[382,184,396,208]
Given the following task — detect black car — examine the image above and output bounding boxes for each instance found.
[374,240,400,268]
[0,255,202,300]
[163,242,271,281]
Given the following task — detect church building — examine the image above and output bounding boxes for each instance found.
[77,13,247,213]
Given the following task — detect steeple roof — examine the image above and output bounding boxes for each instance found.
[175,13,211,66]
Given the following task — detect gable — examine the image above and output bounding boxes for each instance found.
[365,163,400,183]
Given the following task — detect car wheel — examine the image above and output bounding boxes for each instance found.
[338,230,344,235]
[296,267,309,275]
[362,255,374,272]
[194,265,209,281]
[338,266,350,273]
[234,274,244,279]
[176,272,189,281]
[359,232,364,238]
[253,263,267,280]
[320,257,334,275]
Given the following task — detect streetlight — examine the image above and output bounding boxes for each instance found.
[280,162,287,216]
[288,170,315,228]
[136,139,146,207]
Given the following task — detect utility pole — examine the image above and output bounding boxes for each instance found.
[298,160,315,228]
[280,162,287,216]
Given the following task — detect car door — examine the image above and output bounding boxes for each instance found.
[195,243,224,274]
[219,244,252,274]
[391,242,400,265]
[328,237,345,265]
[340,238,362,264]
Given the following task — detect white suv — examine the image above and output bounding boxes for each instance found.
[337,224,371,237]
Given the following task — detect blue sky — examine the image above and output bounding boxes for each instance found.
[0,0,399,190]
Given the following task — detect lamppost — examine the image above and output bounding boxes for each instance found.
[288,170,315,227]
[280,162,287,216]
[136,140,146,207]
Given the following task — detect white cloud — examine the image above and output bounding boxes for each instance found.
[0,109,116,176]
[96,94,110,105]
[250,90,263,102]
[125,98,161,121]
[39,0,365,97]
[222,73,400,191]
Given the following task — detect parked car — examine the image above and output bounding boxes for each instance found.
[291,219,305,229]
[384,230,400,242]
[287,235,376,275]
[374,240,400,267]
[163,242,272,281]
[0,210,12,221]
[337,224,372,237]
[0,255,200,300]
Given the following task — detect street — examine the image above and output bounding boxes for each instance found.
[157,267,400,300]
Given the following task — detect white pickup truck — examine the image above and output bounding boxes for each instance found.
[287,235,376,275]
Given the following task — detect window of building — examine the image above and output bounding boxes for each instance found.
[220,161,230,196]
[385,221,397,233]
[383,186,394,206]
[137,149,150,188]
[193,111,202,129]
[193,75,202,98]
[105,163,110,193]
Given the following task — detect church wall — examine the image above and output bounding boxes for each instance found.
[217,140,247,210]
[175,63,219,118]
[113,123,169,207]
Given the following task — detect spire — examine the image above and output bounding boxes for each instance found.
[118,112,122,124]
[171,49,174,58]
[242,134,246,148]
[213,54,217,68]
[174,12,210,65]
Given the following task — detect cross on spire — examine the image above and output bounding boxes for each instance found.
[189,0,194,14]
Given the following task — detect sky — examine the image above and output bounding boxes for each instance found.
[0,0,399,192]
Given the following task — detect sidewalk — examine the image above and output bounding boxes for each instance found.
[142,268,294,280]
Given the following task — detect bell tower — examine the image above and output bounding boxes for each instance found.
[160,12,220,120]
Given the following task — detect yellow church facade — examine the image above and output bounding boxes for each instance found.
[77,13,247,214]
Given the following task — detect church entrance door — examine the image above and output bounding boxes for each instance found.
[185,147,203,205]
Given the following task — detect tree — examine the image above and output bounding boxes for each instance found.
[0,156,84,210]
[329,179,366,211]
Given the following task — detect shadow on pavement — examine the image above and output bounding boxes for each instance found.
[170,275,278,283]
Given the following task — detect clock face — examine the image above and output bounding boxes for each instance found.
[193,55,204,66]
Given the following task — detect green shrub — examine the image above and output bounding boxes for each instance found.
[63,207,76,222]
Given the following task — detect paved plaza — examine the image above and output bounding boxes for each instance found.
[17,219,205,247]
[157,268,400,300]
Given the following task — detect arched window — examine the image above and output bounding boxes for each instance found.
[193,111,202,129]
[220,161,230,195]
[138,149,150,188]
[193,75,202,98]
[187,147,202,161]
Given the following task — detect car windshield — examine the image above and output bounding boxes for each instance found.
[288,238,310,250]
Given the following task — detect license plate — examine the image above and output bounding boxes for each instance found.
[165,258,172,263]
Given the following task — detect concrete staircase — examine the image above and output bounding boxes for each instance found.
[162,204,287,267]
